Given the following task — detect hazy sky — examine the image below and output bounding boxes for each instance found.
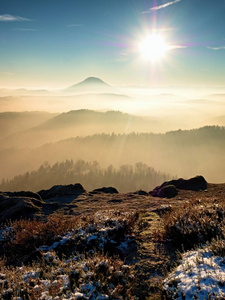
[1,0,225,88]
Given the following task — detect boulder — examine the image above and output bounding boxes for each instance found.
[0,192,44,223]
[38,183,85,199]
[91,187,119,194]
[150,176,207,198]
[150,185,178,198]
[161,175,207,191]
[134,190,149,196]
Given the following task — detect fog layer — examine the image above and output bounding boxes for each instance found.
[1,78,225,189]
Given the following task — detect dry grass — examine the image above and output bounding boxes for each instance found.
[2,189,225,298]
[162,199,225,250]
[2,210,138,265]
[0,253,137,299]
[0,210,140,299]
[160,198,225,299]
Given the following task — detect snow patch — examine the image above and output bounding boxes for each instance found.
[164,247,225,299]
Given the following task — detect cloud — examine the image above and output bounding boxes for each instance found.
[115,52,130,62]
[0,14,31,22]
[207,46,225,50]
[67,24,83,27]
[142,0,181,13]
[14,28,38,32]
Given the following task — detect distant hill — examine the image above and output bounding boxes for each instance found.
[1,126,225,185]
[0,109,157,148]
[64,77,119,94]
[0,111,57,139]
[0,88,52,97]
[38,109,143,129]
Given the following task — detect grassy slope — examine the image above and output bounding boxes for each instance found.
[1,183,225,298]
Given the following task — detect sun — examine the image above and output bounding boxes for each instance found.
[139,34,168,62]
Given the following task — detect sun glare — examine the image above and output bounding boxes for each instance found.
[139,34,168,62]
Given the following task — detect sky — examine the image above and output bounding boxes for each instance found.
[0,0,225,89]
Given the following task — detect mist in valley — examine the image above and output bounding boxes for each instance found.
[0,77,225,192]
[1,78,225,130]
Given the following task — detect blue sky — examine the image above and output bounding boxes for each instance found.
[0,0,225,88]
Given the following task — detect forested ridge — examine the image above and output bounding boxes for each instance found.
[1,125,225,186]
[0,159,172,193]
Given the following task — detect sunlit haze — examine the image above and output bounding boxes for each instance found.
[0,0,225,188]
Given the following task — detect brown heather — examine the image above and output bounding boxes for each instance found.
[1,183,225,298]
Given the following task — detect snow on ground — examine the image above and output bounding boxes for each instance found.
[164,247,225,299]
[0,210,136,299]
[1,250,132,299]
[36,210,134,256]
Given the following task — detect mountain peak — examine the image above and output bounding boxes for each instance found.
[65,77,115,93]
[82,77,107,84]
[73,77,110,87]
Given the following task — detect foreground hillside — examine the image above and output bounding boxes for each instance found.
[1,177,225,299]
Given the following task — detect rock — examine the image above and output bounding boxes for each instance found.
[150,176,207,198]
[157,185,178,198]
[91,187,119,194]
[161,175,207,191]
[150,185,178,198]
[134,190,149,196]
[0,192,44,223]
[38,183,85,199]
